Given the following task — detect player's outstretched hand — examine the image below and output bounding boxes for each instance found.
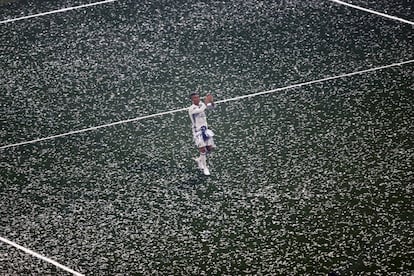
[205,93,214,104]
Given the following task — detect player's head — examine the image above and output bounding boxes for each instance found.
[190,92,200,105]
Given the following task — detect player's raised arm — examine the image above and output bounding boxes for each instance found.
[204,93,215,109]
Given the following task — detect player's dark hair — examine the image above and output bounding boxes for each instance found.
[189,92,199,99]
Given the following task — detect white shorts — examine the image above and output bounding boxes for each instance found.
[193,129,215,148]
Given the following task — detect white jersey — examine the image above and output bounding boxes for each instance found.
[188,102,213,134]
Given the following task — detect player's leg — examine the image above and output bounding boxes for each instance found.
[198,146,209,175]
[206,135,215,153]
[205,128,215,154]
[193,133,206,171]
[193,131,212,175]
[199,136,215,175]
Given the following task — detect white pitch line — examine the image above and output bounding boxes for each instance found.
[0,236,84,276]
[328,0,414,26]
[0,0,117,24]
[216,59,414,104]
[1,59,413,150]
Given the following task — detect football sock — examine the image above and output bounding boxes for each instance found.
[200,152,207,168]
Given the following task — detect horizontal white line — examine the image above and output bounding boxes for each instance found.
[0,0,117,24]
[1,59,413,150]
[328,0,414,26]
[0,236,84,276]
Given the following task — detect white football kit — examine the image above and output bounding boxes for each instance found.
[188,102,215,148]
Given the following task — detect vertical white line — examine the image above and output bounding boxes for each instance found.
[0,236,84,276]
[327,0,414,26]
[0,0,117,24]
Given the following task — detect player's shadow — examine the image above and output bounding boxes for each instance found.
[178,167,220,200]
[182,172,208,186]
[128,159,210,186]
[177,163,217,188]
